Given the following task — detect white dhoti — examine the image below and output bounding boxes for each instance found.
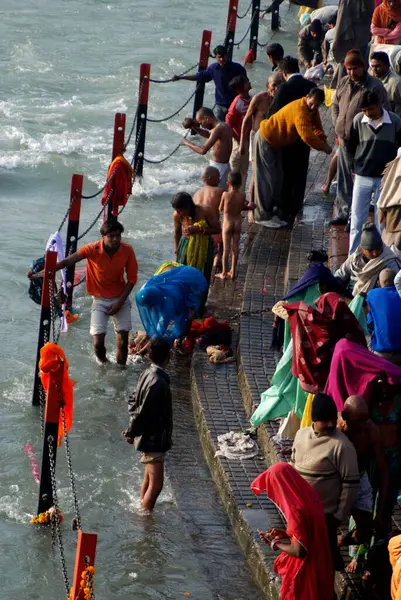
[209,159,231,190]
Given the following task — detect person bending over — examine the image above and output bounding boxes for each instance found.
[123,339,172,512]
[28,219,138,365]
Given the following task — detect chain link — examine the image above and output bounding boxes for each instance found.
[144,129,189,165]
[57,193,78,233]
[146,84,199,123]
[85,556,95,600]
[76,189,113,241]
[48,276,62,345]
[148,62,199,84]
[235,8,259,48]
[81,169,116,200]
[60,404,82,531]
[124,77,145,151]
[237,0,253,18]
[48,434,71,598]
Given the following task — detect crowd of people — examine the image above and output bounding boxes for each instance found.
[27,1,401,597]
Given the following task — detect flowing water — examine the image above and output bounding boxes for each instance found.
[0,1,299,598]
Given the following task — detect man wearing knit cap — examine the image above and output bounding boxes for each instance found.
[297,19,325,68]
[335,223,401,295]
[291,393,360,570]
[331,49,389,227]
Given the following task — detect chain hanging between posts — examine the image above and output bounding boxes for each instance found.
[61,405,82,532]
[48,275,62,345]
[146,85,199,123]
[144,130,190,165]
[124,77,145,151]
[48,434,71,598]
[237,0,253,18]
[76,189,112,242]
[235,8,259,47]
[148,61,199,84]
[57,193,78,233]
[81,170,116,200]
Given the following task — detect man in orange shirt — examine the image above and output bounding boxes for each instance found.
[30,220,138,365]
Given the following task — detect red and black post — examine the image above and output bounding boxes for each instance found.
[192,30,212,128]
[224,0,238,61]
[65,174,83,309]
[70,531,98,600]
[32,250,58,407]
[133,64,150,179]
[107,113,126,221]
[249,0,260,60]
[37,355,63,514]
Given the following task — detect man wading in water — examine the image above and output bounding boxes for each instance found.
[123,339,173,512]
[28,220,138,365]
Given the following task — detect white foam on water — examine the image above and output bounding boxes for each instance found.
[10,40,53,74]
[0,494,32,524]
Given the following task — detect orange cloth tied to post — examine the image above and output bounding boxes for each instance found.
[39,342,75,447]
[101,155,134,217]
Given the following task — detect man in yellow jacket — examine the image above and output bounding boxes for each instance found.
[253,87,332,227]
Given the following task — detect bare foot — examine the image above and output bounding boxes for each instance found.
[345,558,358,574]
[248,211,255,225]
[215,272,227,280]
[227,271,235,280]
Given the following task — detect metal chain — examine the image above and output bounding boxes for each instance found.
[237,0,253,18]
[48,276,62,345]
[146,84,199,123]
[235,8,259,47]
[48,434,71,598]
[129,117,145,167]
[61,405,82,531]
[76,189,113,241]
[39,383,46,436]
[73,274,86,288]
[57,193,78,233]
[148,62,199,84]
[144,129,189,165]
[257,28,277,48]
[124,77,145,151]
[81,170,116,200]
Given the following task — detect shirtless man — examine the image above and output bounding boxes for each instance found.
[339,395,389,572]
[216,172,255,280]
[194,166,225,265]
[181,107,233,190]
[239,72,284,159]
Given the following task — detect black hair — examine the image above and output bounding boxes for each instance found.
[278,56,299,75]
[327,14,337,26]
[171,191,196,218]
[149,338,171,365]
[310,19,323,34]
[360,90,380,108]
[229,74,249,92]
[196,106,216,120]
[100,220,124,236]
[308,87,325,103]
[266,42,284,61]
[213,45,227,58]
[228,171,242,188]
[371,50,390,67]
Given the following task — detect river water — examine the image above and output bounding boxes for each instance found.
[0,1,299,598]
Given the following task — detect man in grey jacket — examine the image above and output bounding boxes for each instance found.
[123,339,173,511]
[370,51,401,116]
[331,50,389,226]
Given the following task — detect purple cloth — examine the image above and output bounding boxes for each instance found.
[324,339,401,410]
[283,262,350,300]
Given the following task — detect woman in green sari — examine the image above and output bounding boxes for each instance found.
[172,192,221,291]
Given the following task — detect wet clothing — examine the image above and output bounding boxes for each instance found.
[126,364,173,453]
[78,241,138,299]
[291,427,360,522]
[251,463,334,600]
[196,61,247,108]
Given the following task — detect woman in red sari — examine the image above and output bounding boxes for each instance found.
[251,463,334,600]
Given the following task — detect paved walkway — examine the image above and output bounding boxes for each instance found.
[189,108,372,599]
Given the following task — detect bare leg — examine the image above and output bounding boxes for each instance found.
[213,243,223,269]
[228,225,241,280]
[321,154,338,193]
[116,330,129,365]
[140,467,150,501]
[93,333,108,363]
[216,224,232,279]
[142,462,164,511]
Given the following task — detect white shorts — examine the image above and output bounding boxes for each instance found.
[352,472,373,513]
[90,296,132,336]
[209,159,230,190]
[249,130,256,162]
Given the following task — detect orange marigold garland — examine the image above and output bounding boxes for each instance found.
[31,506,64,525]
[68,566,95,600]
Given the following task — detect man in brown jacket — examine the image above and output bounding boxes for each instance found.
[331,50,389,226]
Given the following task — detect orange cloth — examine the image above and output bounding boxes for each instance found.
[389,535,401,599]
[39,343,75,447]
[101,155,133,216]
[372,1,401,42]
[259,97,328,151]
[78,240,138,298]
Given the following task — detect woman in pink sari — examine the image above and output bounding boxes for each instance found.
[251,463,334,600]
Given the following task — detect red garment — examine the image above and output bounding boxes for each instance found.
[225,94,251,139]
[286,292,366,393]
[101,155,133,216]
[251,463,334,600]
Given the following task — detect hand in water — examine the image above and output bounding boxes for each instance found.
[122,430,134,444]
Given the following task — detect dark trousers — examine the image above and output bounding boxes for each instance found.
[278,140,310,221]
